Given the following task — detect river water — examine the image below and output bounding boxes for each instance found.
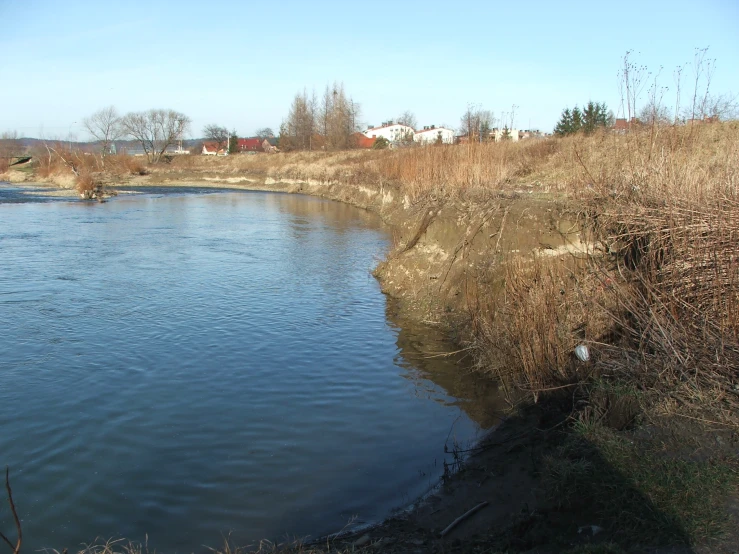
[0,185,500,552]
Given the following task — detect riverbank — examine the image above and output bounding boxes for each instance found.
[5,124,738,552]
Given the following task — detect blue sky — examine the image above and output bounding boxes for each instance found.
[1,0,738,139]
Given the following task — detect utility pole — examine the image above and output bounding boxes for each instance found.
[68,121,77,152]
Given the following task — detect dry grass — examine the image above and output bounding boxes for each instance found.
[469,254,615,397]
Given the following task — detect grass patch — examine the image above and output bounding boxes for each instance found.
[540,419,738,548]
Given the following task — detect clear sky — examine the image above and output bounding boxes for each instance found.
[1,0,738,139]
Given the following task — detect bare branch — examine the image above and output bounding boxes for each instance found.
[83,106,123,162]
[0,467,22,554]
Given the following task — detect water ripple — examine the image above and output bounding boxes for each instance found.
[0,191,489,552]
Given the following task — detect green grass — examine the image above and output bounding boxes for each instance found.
[540,418,738,548]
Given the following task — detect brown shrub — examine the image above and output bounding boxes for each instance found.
[75,170,96,195]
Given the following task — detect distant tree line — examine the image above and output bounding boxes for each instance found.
[554,101,614,136]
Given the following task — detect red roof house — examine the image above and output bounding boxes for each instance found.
[237,138,263,153]
[350,132,376,149]
[203,142,226,155]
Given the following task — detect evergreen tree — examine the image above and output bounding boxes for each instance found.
[571,106,583,132]
[372,136,390,150]
[555,102,613,136]
[582,101,598,134]
[228,131,238,154]
[554,108,573,136]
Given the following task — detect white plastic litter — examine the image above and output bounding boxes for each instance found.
[574,344,590,362]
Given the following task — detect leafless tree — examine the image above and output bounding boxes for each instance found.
[203,124,229,150]
[318,82,361,150]
[120,109,191,163]
[83,106,123,162]
[255,127,274,139]
[281,89,317,151]
[639,102,672,126]
[704,92,739,120]
[459,104,494,142]
[396,110,417,130]
[281,82,361,151]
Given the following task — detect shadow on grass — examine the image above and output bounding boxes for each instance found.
[487,399,736,554]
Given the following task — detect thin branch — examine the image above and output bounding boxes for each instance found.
[1,467,21,554]
[440,501,489,537]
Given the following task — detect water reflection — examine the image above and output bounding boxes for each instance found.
[385,298,504,430]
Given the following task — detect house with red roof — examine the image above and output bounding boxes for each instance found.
[351,132,376,149]
[202,142,227,155]
[237,138,263,153]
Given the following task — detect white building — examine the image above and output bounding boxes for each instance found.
[491,128,521,142]
[363,122,415,143]
[414,125,455,145]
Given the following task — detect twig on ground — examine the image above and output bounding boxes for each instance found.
[440,501,489,537]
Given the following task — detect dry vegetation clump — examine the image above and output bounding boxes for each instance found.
[469,255,615,398]
[465,123,739,425]
[581,124,739,423]
[105,154,149,176]
[32,148,150,191]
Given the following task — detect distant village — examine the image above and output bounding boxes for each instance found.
[198,122,549,156]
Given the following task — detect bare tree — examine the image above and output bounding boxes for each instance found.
[83,106,123,162]
[120,109,191,163]
[459,105,494,142]
[396,110,417,130]
[281,89,317,151]
[639,101,672,127]
[318,82,361,150]
[704,92,739,120]
[281,82,361,151]
[203,124,230,150]
[255,127,275,139]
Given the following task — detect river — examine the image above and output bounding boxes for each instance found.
[0,185,500,551]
